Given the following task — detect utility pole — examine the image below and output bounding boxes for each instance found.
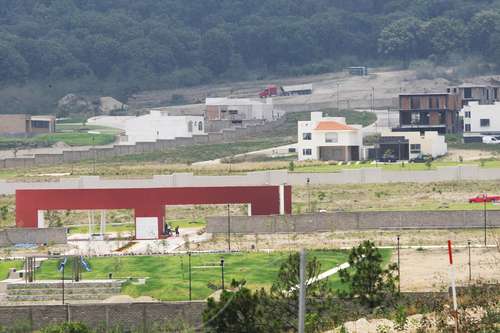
[227,204,231,252]
[298,249,306,333]
[467,240,471,283]
[336,83,340,110]
[483,194,487,246]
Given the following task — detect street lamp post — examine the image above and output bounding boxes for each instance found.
[220,258,225,290]
[397,235,401,293]
[306,178,311,213]
[188,252,192,301]
[92,135,96,175]
[61,263,65,304]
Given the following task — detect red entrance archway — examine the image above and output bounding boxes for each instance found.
[16,185,292,239]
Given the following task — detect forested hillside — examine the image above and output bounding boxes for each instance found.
[1,0,500,114]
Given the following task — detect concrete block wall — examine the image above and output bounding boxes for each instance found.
[206,211,500,234]
[0,228,67,246]
[0,302,205,331]
[0,119,285,169]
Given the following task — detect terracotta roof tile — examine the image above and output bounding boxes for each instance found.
[314,121,355,131]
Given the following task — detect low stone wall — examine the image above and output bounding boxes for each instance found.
[207,210,500,234]
[0,301,205,331]
[0,228,67,247]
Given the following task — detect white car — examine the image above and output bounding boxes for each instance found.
[482,136,500,144]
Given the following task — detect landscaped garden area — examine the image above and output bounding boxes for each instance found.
[33,249,391,301]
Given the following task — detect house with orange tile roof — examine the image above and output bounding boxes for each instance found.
[297,112,363,161]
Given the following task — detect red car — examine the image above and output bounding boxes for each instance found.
[468,195,500,203]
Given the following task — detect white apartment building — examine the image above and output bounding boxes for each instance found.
[205,98,282,121]
[461,101,500,134]
[124,109,204,144]
[297,112,363,161]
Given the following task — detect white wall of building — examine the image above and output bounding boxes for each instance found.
[297,112,363,161]
[461,101,500,133]
[381,130,448,158]
[206,98,282,120]
[125,110,204,144]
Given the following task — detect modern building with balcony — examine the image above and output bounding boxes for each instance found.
[396,93,461,134]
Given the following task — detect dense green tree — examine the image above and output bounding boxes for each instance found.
[0,0,499,114]
[378,18,424,61]
[201,28,233,75]
[0,42,28,83]
[339,240,398,308]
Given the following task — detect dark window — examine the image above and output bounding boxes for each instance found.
[480,119,490,127]
[495,88,498,100]
[447,88,451,93]
[228,110,238,115]
[303,148,312,156]
[410,96,420,109]
[31,120,49,129]
[465,124,471,132]
[487,89,490,100]
[410,144,421,154]
[464,88,472,99]
[435,97,440,109]
[302,132,312,140]
[198,122,203,131]
[465,111,471,118]
[428,97,433,109]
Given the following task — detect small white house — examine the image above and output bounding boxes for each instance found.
[124,109,204,144]
[379,130,448,159]
[297,112,363,161]
[205,98,282,121]
[461,101,500,134]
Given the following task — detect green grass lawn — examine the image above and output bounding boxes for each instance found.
[34,250,391,301]
[0,260,23,280]
[33,132,116,146]
[67,219,206,235]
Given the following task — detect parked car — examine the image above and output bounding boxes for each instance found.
[410,154,433,163]
[482,136,500,144]
[378,155,397,163]
[468,195,500,203]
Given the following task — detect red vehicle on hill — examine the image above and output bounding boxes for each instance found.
[468,195,500,203]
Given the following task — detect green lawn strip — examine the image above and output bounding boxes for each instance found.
[35,250,376,301]
[0,260,23,280]
[33,133,115,146]
[56,124,123,135]
[67,219,206,235]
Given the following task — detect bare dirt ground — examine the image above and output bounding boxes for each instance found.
[442,148,498,162]
[398,247,499,292]
[129,68,453,111]
[197,229,500,252]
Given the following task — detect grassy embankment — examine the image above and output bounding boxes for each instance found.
[34,250,391,301]
[0,123,118,150]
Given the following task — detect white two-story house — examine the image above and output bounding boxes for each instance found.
[297,112,363,161]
